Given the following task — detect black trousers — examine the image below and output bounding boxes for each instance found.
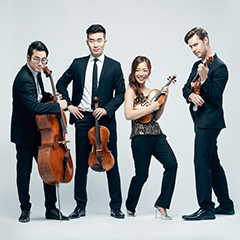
[194,126,234,212]
[16,145,56,211]
[126,134,177,213]
[74,113,122,210]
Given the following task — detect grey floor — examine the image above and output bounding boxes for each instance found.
[2,208,239,240]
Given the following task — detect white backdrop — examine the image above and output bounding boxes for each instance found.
[0,0,239,237]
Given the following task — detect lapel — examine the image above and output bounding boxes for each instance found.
[24,64,38,92]
[81,56,90,90]
[37,73,45,93]
[99,55,109,87]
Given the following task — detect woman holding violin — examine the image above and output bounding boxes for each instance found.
[125,56,177,219]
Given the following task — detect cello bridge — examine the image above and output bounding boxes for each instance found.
[58,140,70,145]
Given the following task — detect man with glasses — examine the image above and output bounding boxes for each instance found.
[11,41,69,223]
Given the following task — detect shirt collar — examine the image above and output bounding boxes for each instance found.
[27,63,38,78]
[90,54,105,63]
[203,52,215,64]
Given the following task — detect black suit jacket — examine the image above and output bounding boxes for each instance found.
[182,54,228,129]
[11,64,61,148]
[56,55,125,130]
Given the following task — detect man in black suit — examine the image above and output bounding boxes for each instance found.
[182,27,234,220]
[56,24,125,219]
[11,41,69,223]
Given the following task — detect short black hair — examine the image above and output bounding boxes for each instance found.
[184,27,209,44]
[86,24,106,39]
[27,41,49,58]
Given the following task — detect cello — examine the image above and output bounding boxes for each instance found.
[191,56,214,94]
[88,97,114,172]
[134,75,176,123]
[36,66,73,220]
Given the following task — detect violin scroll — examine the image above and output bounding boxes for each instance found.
[167,75,177,84]
[43,66,52,77]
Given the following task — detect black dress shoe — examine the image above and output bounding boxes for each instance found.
[215,206,235,215]
[19,210,30,223]
[45,208,69,220]
[69,207,86,219]
[182,209,215,221]
[110,209,125,219]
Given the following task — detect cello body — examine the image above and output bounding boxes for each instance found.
[36,66,73,186]
[36,110,73,185]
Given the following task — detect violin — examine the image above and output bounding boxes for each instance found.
[134,75,177,124]
[191,56,214,94]
[88,97,114,172]
[36,66,73,185]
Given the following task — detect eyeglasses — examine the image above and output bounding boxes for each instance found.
[32,58,48,65]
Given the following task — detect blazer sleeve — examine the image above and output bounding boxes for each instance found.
[182,62,198,103]
[19,77,61,115]
[56,60,76,106]
[103,62,125,118]
[200,63,228,106]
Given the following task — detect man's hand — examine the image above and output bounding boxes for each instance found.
[58,100,68,110]
[55,92,62,101]
[189,93,205,106]
[93,108,107,120]
[68,105,85,119]
[51,92,62,101]
[198,63,209,82]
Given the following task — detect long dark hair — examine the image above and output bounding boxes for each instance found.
[129,56,151,99]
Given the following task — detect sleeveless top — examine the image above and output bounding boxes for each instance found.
[130,96,162,139]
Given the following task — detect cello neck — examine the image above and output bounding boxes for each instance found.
[43,67,67,133]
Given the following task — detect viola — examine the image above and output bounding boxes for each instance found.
[134,75,176,124]
[88,97,114,172]
[36,66,73,185]
[191,56,214,94]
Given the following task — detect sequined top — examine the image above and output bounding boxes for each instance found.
[130,96,162,139]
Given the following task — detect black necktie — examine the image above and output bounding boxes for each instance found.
[37,73,44,92]
[91,58,98,109]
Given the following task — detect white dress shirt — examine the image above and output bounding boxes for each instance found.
[27,63,42,102]
[79,54,105,111]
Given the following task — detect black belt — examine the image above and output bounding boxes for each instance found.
[83,111,94,116]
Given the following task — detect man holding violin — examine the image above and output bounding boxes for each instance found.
[11,41,69,223]
[56,24,125,219]
[182,27,234,220]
